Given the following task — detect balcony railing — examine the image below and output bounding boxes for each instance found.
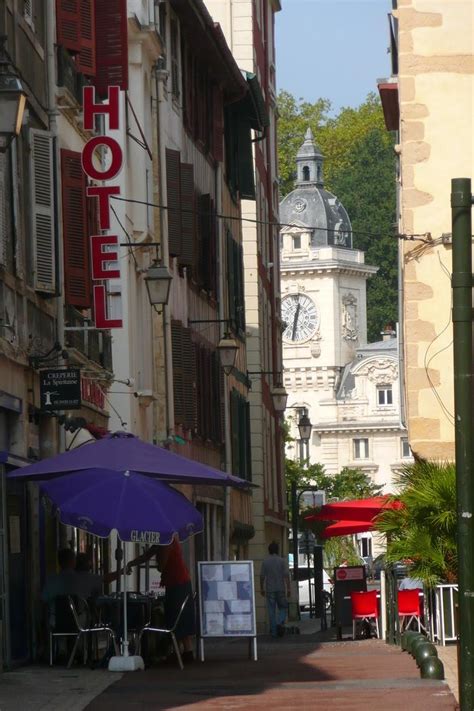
[65,305,112,371]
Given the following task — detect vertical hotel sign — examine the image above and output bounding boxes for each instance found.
[81,86,123,328]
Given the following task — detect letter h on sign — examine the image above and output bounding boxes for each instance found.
[82,85,123,328]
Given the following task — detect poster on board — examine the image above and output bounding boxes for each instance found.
[197,561,257,660]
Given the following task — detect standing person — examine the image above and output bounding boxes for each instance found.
[126,535,195,663]
[260,542,290,638]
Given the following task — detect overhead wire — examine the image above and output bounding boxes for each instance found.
[110,194,432,244]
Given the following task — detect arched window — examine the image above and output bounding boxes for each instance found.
[317,165,322,182]
[302,165,310,181]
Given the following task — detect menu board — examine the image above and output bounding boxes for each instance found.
[198,561,256,638]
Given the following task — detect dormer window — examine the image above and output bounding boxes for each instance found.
[302,166,310,181]
[292,235,301,250]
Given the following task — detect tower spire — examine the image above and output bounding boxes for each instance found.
[296,127,324,187]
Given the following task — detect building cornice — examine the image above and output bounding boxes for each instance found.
[281,260,378,279]
[314,423,406,434]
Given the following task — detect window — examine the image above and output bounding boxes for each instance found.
[401,437,411,459]
[170,18,180,99]
[227,231,245,334]
[353,438,369,460]
[302,165,310,181]
[377,386,393,406]
[292,235,301,250]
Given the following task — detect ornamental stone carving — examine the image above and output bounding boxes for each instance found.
[357,358,397,385]
[342,293,358,341]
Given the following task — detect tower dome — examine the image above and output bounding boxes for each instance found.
[280,128,352,248]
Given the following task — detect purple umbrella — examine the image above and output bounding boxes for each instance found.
[8,431,249,487]
[39,468,203,543]
[40,468,203,669]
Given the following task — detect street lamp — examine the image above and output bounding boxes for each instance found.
[217,334,239,375]
[271,383,288,413]
[0,36,27,152]
[298,413,312,442]
[144,261,172,306]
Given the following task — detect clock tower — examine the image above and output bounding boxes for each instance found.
[280,128,377,442]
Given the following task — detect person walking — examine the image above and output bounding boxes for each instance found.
[260,542,290,638]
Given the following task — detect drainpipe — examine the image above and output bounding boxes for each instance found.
[153,66,173,439]
[395,151,407,431]
[215,161,231,559]
[46,0,65,461]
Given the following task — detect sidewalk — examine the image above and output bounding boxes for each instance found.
[0,621,458,711]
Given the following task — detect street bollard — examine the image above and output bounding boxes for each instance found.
[420,656,445,680]
[415,642,438,667]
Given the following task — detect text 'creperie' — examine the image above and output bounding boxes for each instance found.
[81,85,123,329]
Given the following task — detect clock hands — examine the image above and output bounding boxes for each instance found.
[292,302,301,341]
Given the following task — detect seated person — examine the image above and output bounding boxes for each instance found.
[42,548,79,607]
[75,552,103,600]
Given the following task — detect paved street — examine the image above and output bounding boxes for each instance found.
[84,635,457,711]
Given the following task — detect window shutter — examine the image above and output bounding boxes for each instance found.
[182,327,196,431]
[179,163,194,268]
[227,231,236,329]
[237,242,245,332]
[237,118,256,200]
[245,401,252,481]
[211,351,222,443]
[198,193,211,288]
[209,199,217,296]
[0,153,7,267]
[166,149,181,257]
[61,149,90,307]
[212,85,224,163]
[171,321,185,425]
[230,388,240,476]
[56,0,81,53]
[94,0,128,98]
[76,0,96,76]
[30,129,56,294]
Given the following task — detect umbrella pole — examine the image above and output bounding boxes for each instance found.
[108,539,144,672]
[123,542,129,657]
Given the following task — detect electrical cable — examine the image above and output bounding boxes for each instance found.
[422,253,455,425]
[110,195,432,244]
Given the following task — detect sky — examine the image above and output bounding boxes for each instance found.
[276,0,393,112]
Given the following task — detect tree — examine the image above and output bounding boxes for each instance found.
[376,461,457,587]
[277,91,397,341]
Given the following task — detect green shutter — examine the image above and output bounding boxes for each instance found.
[237,117,255,200]
[171,321,184,425]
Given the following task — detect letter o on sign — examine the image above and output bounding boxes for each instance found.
[82,136,123,181]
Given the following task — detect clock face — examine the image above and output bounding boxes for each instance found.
[281,294,319,342]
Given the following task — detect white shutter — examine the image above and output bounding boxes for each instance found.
[0,153,6,266]
[29,129,56,293]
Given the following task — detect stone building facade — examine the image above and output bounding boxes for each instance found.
[378,0,474,459]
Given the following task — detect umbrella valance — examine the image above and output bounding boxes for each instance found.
[305,495,402,523]
[320,520,374,539]
[8,431,250,488]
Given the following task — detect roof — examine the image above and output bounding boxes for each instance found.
[336,337,398,399]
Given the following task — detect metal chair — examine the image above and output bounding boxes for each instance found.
[137,593,190,670]
[350,590,380,639]
[66,595,119,668]
[49,595,81,666]
[398,588,423,632]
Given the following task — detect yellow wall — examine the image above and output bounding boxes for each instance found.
[398,0,474,458]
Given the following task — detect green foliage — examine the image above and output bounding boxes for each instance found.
[277,91,397,341]
[285,458,382,503]
[376,461,457,587]
[323,537,361,572]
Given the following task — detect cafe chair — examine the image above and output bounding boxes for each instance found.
[49,595,82,666]
[137,593,190,670]
[350,590,380,640]
[66,595,119,668]
[398,589,422,632]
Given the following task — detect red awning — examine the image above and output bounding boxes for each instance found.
[305,495,402,523]
[320,520,374,539]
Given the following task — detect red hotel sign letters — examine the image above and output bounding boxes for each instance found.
[82,85,123,329]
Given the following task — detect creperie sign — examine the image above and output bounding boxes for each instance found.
[82,85,123,329]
